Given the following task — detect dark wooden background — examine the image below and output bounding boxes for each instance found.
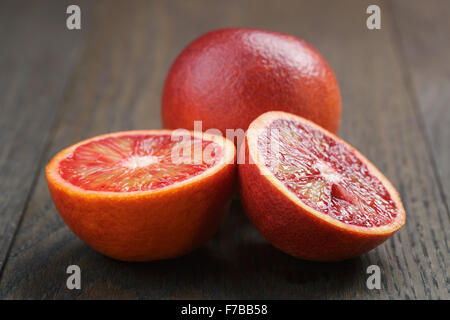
[0,0,448,299]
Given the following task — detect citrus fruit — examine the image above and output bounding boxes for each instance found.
[46,130,236,261]
[239,111,406,261]
[162,28,341,137]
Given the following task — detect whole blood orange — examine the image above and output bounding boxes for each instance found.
[239,112,406,261]
[162,28,341,136]
[46,130,236,261]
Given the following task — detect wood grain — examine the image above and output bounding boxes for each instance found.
[0,0,448,299]
[0,0,85,273]
[390,0,450,218]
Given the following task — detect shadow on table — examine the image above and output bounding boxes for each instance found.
[3,199,366,299]
[94,199,366,299]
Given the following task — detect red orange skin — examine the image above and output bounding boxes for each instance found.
[162,28,341,135]
[47,166,235,262]
[46,133,236,262]
[239,136,401,262]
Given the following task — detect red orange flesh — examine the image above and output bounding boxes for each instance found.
[46,130,236,261]
[239,112,406,261]
[59,134,222,192]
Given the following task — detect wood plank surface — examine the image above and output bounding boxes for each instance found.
[390,0,450,217]
[0,0,448,299]
[0,0,85,273]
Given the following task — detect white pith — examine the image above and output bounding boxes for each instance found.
[122,155,160,169]
[313,161,341,184]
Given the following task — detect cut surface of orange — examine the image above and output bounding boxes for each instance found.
[46,130,236,261]
[239,111,406,261]
[258,119,398,228]
[58,133,223,192]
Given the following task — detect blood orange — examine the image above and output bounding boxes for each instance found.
[239,112,406,261]
[46,130,236,261]
[162,28,341,136]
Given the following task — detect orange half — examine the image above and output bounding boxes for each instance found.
[239,111,406,261]
[46,130,236,261]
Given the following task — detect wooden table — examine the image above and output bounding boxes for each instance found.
[0,0,448,299]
